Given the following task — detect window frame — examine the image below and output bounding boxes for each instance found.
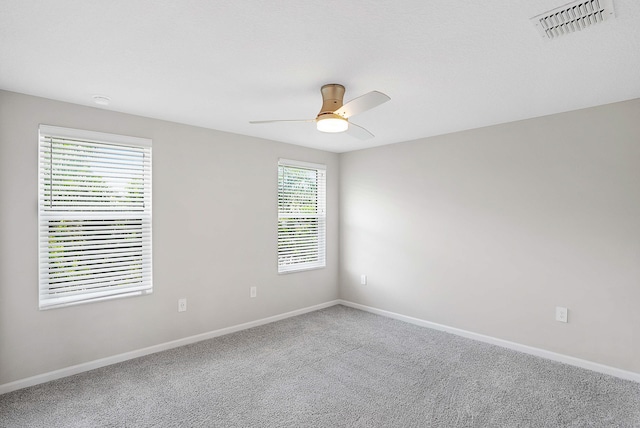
[38,125,152,310]
[277,158,326,274]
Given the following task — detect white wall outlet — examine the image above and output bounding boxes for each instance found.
[360,274,367,285]
[555,306,568,323]
[250,286,257,298]
[178,298,187,312]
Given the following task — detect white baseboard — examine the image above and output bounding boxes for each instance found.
[0,300,340,395]
[338,299,640,384]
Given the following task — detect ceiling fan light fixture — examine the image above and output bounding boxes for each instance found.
[316,115,348,133]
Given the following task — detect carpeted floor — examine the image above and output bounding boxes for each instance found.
[1,305,639,427]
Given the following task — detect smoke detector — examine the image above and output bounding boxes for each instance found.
[531,0,615,39]
[92,95,111,106]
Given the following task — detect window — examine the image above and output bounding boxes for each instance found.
[38,125,152,309]
[277,159,326,273]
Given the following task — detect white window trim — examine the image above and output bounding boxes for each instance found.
[277,158,326,274]
[38,125,152,309]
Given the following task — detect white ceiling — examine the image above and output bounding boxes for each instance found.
[1,0,640,153]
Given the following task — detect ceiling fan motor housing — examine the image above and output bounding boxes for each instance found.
[318,84,346,117]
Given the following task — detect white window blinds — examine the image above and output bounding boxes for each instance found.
[38,125,152,309]
[278,159,326,273]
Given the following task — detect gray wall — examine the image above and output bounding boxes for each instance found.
[0,90,339,385]
[339,98,640,373]
[2,89,639,386]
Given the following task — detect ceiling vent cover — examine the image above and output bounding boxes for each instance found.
[531,0,615,39]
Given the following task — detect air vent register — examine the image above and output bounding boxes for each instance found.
[531,0,615,39]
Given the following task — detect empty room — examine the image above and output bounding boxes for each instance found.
[1,0,639,426]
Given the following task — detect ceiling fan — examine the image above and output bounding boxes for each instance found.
[249,84,390,140]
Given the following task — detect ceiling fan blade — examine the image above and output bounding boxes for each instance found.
[334,91,390,119]
[249,119,315,124]
[346,121,374,140]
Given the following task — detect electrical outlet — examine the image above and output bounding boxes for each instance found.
[360,274,367,285]
[555,306,568,323]
[178,298,187,312]
[250,286,257,298]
